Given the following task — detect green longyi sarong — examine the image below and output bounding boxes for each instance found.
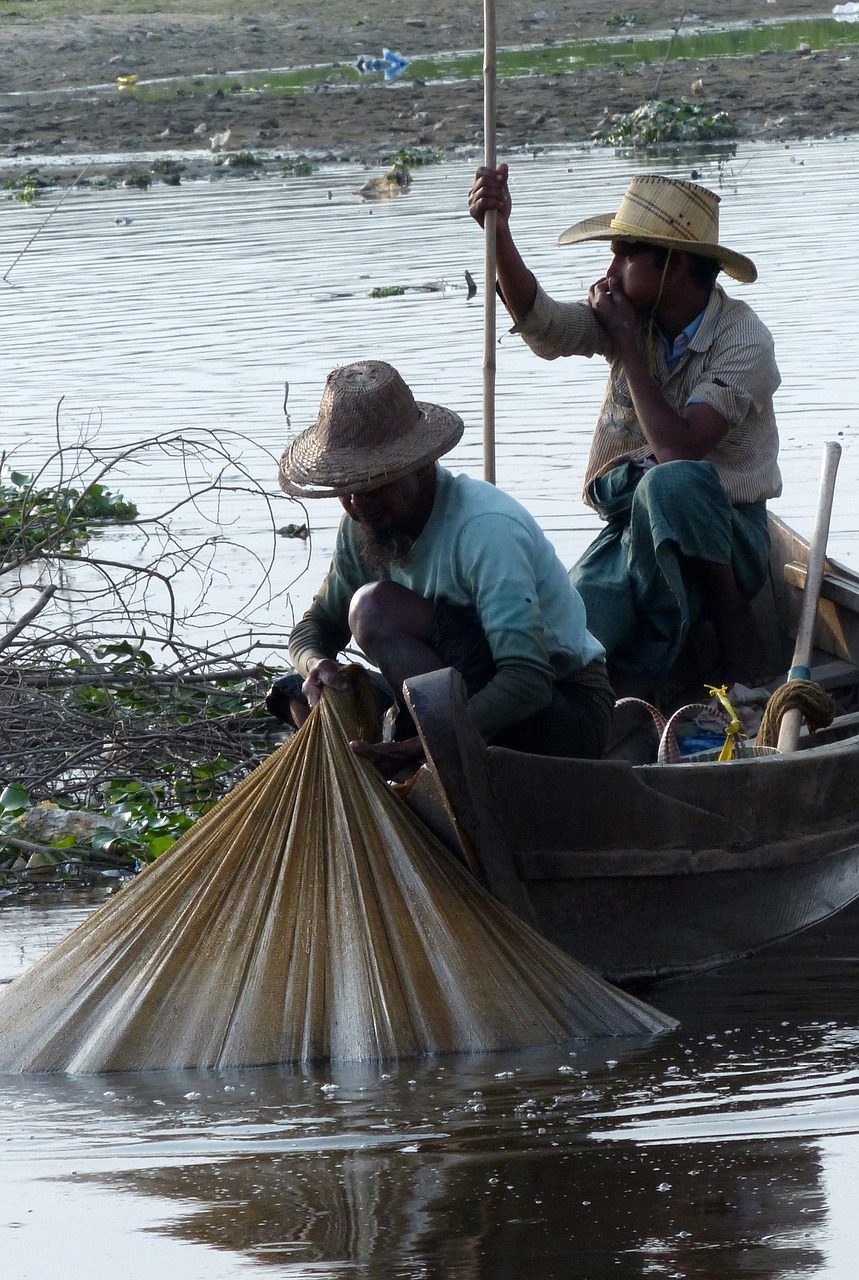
[569,459,770,678]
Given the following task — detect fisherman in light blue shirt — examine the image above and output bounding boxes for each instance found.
[276,361,613,775]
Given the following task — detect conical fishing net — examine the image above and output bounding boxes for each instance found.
[0,669,675,1072]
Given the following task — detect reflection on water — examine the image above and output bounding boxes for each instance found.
[2,893,859,1277]
[0,890,114,984]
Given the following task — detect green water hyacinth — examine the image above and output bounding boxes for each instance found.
[600,98,737,147]
[0,470,137,559]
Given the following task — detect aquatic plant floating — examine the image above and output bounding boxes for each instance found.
[356,161,412,200]
[0,670,675,1073]
[598,98,736,148]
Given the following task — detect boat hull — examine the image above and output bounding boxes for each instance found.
[405,697,859,983]
[524,844,859,985]
[402,514,859,985]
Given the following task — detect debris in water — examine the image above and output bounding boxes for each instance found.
[355,48,410,80]
[356,161,412,200]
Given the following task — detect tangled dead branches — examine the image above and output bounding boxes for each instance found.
[1,422,309,871]
[0,651,276,809]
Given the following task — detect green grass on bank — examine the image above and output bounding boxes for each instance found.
[110,17,859,103]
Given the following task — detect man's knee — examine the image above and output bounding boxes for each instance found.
[632,460,733,562]
[633,459,712,507]
[348,582,396,647]
[348,581,389,624]
[348,580,433,650]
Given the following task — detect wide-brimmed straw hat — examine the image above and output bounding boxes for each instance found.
[278,360,464,499]
[557,174,757,283]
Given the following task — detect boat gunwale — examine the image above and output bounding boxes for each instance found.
[515,819,859,879]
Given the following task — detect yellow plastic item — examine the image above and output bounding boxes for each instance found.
[0,668,675,1072]
[704,683,746,761]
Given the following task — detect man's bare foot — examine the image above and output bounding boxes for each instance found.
[350,736,425,778]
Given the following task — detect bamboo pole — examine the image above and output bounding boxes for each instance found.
[776,440,842,754]
[482,0,497,484]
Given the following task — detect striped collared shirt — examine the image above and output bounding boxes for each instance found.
[515,282,783,508]
[661,310,704,368]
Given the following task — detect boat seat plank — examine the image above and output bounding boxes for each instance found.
[794,659,859,690]
[784,563,859,617]
[797,726,859,753]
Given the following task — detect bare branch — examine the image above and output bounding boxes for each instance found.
[1,416,304,817]
[0,585,57,655]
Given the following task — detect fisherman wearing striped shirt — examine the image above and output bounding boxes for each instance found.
[468,169,782,685]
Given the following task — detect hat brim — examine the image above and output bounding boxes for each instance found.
[278,402,464,499]
[557,212,757,284]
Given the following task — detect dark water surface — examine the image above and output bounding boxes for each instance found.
[1,891,859,1278]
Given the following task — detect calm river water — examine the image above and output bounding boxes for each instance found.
[2,136,859,1278]
[2,890,859,1278]
[2,136,858,647]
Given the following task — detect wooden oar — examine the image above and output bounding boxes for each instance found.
[482,0,497,484]
[776,440,842,753]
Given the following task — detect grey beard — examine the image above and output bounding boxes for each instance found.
[354,523,416,575]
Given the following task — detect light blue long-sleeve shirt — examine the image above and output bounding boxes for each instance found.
[288,466,605,739]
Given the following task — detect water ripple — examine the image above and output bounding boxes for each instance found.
[3,138,859,647]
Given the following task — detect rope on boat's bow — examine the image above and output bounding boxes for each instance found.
[757,679,835,749]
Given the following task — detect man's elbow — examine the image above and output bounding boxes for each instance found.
[502,661,555,714]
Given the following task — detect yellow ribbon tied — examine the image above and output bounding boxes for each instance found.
[704,683,746,761]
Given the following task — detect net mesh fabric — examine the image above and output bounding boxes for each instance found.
[0,669,674,1072]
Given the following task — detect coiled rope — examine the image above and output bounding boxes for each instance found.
[756,679,835,749]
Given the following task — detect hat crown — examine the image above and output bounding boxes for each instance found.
[278,360,464,498]
[555,172,756,283]
[611,174,720,247]
[315,360,420,453]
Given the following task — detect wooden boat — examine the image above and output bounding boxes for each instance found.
[402,515,859,986]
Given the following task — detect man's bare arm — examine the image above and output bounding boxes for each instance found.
[590,277,731,461]
[467,163,538,323]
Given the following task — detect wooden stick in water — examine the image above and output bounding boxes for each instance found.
[482,0,497,485]
[777,440,842,753]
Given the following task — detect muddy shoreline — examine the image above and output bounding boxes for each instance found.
[2,3,858,184]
